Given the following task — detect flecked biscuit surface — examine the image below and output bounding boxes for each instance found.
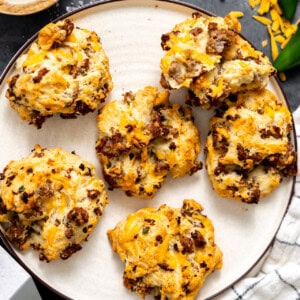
[6,19,113,128]
[96,86,202,199]
[108,199,222,300]
[205,89,297,203]
[160,12,275,108]
[0,145,108,261]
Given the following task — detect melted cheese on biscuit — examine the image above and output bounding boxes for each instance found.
[6,19,113,128]
[205,89,297,203]
[0,145,109,261]
[108,199,222,299]
[160,12,275,108]
[96,86,202,199]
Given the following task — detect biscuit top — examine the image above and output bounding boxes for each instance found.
[205,89,297,203]
[160,13,241,89]
[108,199,222,299]
[0,145,104,213]
[0,145,108,261]
[160,12,275,108]
[6,19,113,128]
[96,86,202,198]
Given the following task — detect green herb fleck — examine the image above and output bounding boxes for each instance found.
[142,227,150,234]
[18,185,25,193]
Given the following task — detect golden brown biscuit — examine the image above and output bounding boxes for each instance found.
[160,12,275,108]
[108,199,222,300]
[6,19,113,128]
[0,145,108,261]
[95,86,202,199]
[205,89,297,203]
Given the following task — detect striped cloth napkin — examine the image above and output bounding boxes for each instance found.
[217,107,300,300]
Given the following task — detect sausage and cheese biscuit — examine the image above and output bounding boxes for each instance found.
[6,19,113,128]
[0,145,108,261]
[160,12,275,108]
[205,89,297,203]
[96,86,202,199]
[108,199,222,300]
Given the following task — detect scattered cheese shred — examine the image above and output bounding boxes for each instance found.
[257,0,270,15]
[230,11,244,18]
[253,15,272,25]
[279,72,287,81]
[249,0,300,80]
[274,35,285,43]
[267,24,279,60]
[262,39,268,47]
[249,0,261,8]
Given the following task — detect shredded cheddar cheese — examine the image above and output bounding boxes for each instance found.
[96,86,202,199]
[108,200,223,299]
[249,0,300,80]
[249,0,300,60]
[6,19,113,128]
[267,23,279,60]
[205,89,297,203]
[0,145,109,261]
[262,39,269,47]
[230,11,245,18]
[253,15,272,25]
[160,12,275,108]
[279,71,287,81]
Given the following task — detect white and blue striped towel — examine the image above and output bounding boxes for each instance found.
[218,107,300,300]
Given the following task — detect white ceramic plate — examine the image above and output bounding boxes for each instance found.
[0,1,296,299]
[0,0,58,15]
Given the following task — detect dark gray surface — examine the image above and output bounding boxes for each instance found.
[0,1,299,299]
